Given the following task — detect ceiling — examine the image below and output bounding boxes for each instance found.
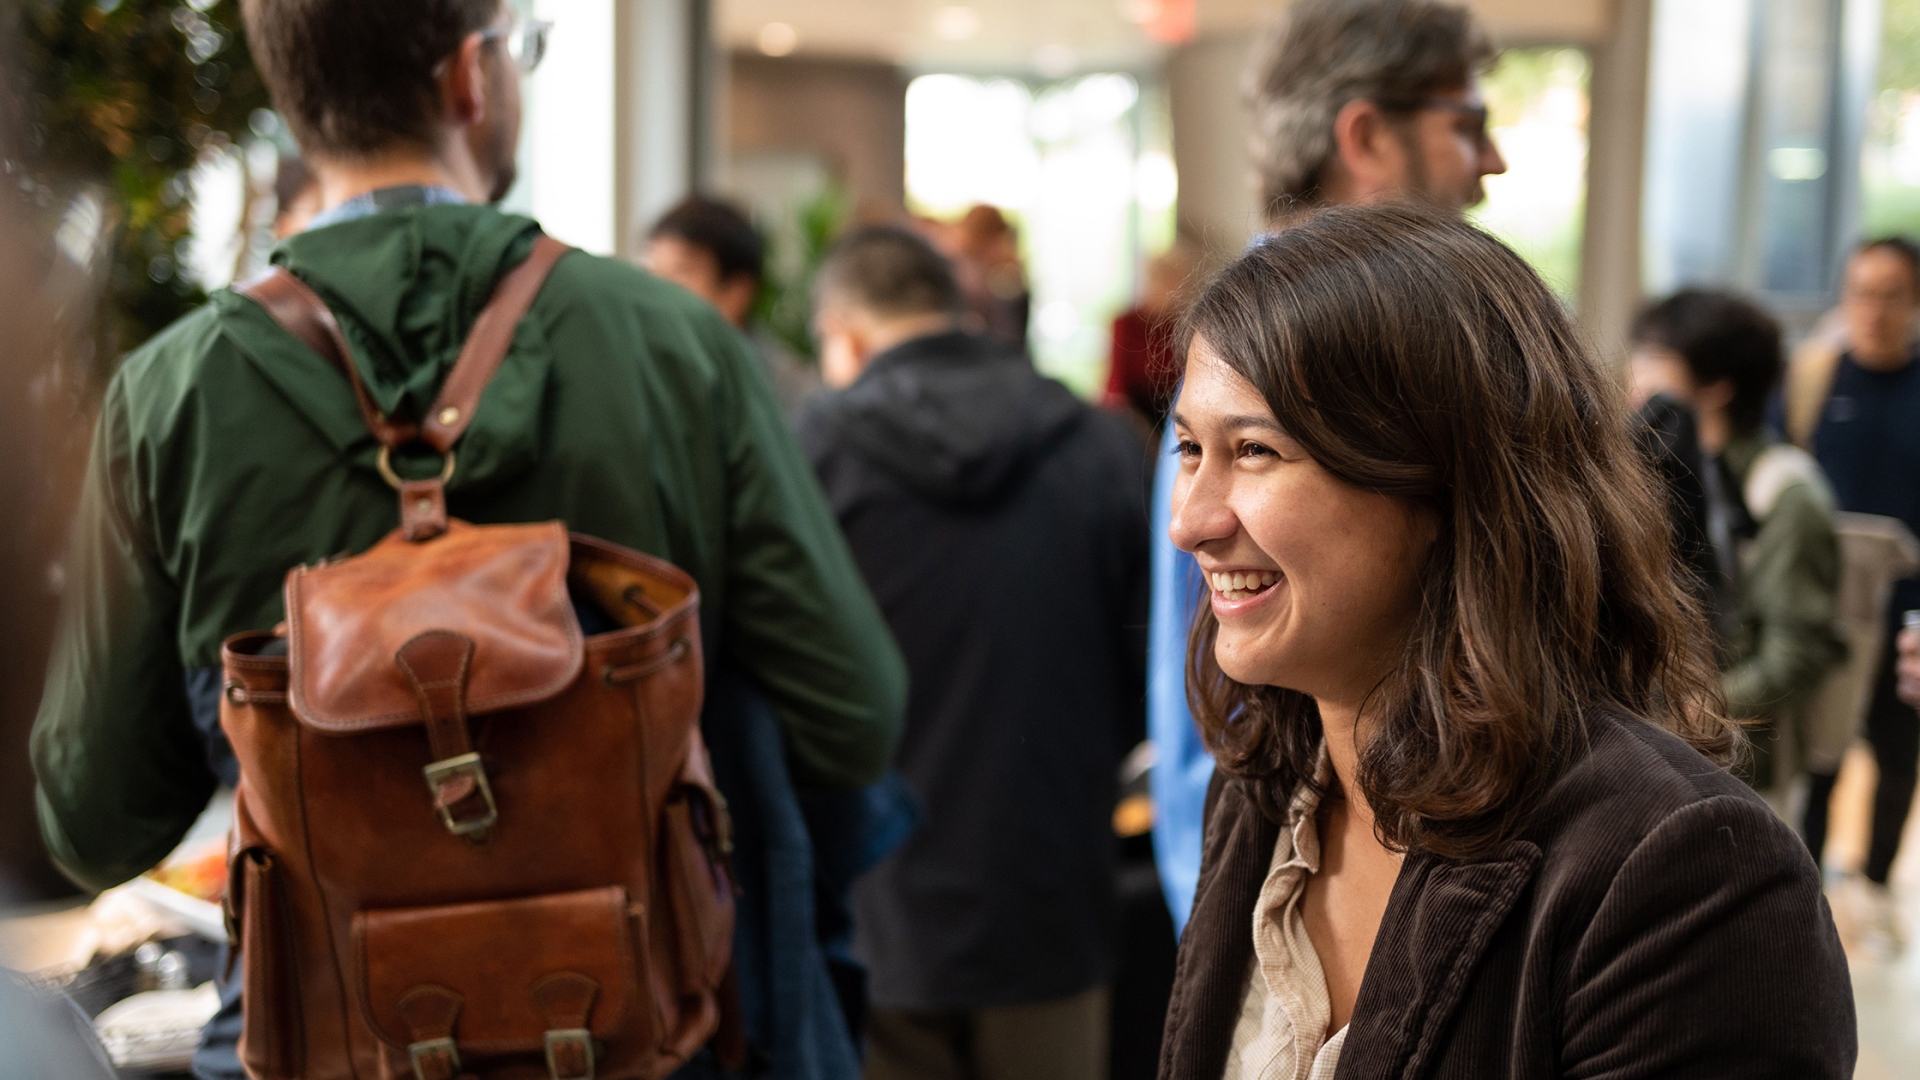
[715,0,1616,74]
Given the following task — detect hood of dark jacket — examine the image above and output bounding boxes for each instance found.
[824,331,1086,506]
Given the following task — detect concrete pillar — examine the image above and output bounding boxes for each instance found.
[1166,33,1263,263]
[1578,0,1654,363]
[517,0,713,258]
[615,0,716,261]
[521,0,615,253]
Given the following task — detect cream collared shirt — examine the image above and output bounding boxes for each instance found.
[1221,754,1346,1080]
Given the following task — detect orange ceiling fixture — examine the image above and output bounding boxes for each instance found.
[1136,0,1196,45]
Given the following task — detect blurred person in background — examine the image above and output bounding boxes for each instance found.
[797,226,1147,1080]
[0,70,119,1077]
[645,194,824,419]
[270,155,322,238]
[27,0,905,1074]
[1105,242,1198,438]
[1629,290,1845,800]
[1149,0,1508,937]
[939,204,1030,352]
[1793,237,1920,952]
[1629,390,1739,642]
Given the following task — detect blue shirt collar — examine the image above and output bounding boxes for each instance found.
[306,184,469,230]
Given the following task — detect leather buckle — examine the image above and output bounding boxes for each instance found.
[423,752,498,837]
[408,1036,461,1080]
[544,1027,596,1080]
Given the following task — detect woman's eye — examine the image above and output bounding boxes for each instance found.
[1239,442,1275,459]
[1174,439,1200,458]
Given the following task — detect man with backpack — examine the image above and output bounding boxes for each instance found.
[30,1,905,1075]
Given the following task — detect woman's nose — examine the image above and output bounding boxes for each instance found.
[1168,466,1236,554]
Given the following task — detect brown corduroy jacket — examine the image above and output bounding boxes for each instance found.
[1159,710,1856,1080]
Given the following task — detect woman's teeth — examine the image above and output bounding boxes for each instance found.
[1211,570,1279,599]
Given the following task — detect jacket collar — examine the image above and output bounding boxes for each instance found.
[1160,773,1282,1080]
[1162,775,1544,1080]
[855,329,1001,382]
[1334,842,1543,1080]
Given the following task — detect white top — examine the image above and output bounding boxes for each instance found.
[1221,754,1347,1080]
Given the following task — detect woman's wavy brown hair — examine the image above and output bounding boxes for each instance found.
[1181,203,1737,859]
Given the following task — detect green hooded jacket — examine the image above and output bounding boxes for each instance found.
[31,204,907,891]
[1720,431,1845,788]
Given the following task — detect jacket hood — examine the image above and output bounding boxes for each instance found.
[828,331,1086,505]
[241,205,548,493]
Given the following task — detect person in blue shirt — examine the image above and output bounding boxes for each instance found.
[1804,237,1920,954]
[1149,0,1510,932]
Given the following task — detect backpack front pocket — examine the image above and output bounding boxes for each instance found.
[353,884,649,1077]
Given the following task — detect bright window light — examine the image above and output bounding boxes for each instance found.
[933,6,980,41]
[907,72,1166,394]
[1471,47,1592,298]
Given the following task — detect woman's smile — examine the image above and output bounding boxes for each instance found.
[1206,566,1286,615]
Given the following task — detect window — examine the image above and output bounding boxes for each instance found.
[1472,47,1591,299]
[904,72,1174,394]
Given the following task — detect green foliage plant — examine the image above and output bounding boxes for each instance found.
[11,0,269,370]
[752,182,850,361]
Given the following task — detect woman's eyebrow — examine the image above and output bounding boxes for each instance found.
[1220,414,1288,434]
[1169,411,1289,436]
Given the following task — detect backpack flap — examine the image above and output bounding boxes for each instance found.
[353,885,645,1072]
[285,518,582,839]
[285,518,583,734]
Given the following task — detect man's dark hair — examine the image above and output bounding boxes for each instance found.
[1245,0,1494,214]
[815,226,960,320]
[649,196,765,283]
[1632,289,1783,435]
[242,0,502,158]
[1858,236,1920,292]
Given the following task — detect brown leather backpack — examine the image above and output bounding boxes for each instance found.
[220,236,738,1080]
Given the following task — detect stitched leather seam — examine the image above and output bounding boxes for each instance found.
[290,725,342,1077]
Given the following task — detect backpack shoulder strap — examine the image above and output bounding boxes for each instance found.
[238,233,570,451]
[238,264,401,445]
[419,234,570,453]
[238,232,571,539]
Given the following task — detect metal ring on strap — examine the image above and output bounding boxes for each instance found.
[377,445,457,490]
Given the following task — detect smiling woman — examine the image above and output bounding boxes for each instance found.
[1158,203,1857,1080]
[1174,203,1728,856]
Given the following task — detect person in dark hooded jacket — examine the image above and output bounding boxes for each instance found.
[796,226,1149,1080]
